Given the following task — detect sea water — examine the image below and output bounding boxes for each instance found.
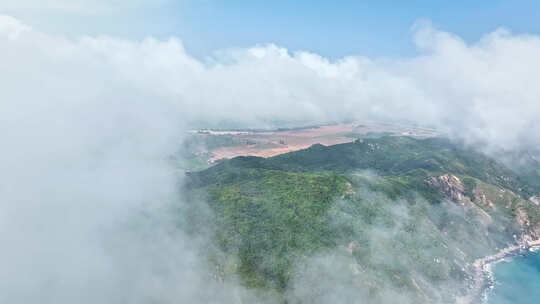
[488,251,540,304]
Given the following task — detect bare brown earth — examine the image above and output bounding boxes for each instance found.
[201,122,438,163]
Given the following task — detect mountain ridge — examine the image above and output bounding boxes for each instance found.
[182,136,540,303]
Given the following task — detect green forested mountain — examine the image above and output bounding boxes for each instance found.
[182,136,540,303]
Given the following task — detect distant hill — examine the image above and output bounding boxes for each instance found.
[183,136,540,303]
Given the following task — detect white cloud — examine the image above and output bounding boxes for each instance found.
[0,15,234,304]
[1,14,540,303]
[3,14,538,151]
[0,14,30,38]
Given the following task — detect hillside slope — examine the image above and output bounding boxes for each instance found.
[183,136,540,303]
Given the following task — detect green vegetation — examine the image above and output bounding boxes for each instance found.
[462,176,477,200]
[183,136,540,303]
[207,170,347,290]
[195,136,540,196]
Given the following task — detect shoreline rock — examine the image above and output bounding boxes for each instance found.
[463,238,540,304]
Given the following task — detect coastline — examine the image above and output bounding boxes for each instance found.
[466,238,540,304]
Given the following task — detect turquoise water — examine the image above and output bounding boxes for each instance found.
[488,251,540,304]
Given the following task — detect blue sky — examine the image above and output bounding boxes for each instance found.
[4,0,540,58]
[168,0,540,58]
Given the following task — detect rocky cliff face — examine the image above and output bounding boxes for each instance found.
[427,174,540,240]
[427,174,467,203]
[530,196,540,206]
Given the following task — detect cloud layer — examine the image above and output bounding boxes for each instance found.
[3,15,539,149]
[1,14,540,303]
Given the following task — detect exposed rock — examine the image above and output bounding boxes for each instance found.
[515,207,531,228]
[526,220,540,240]
[529,195,540,206]
[473,188,496,210]
[427,174,466,203]
[427,174,493,225]
[341,182,355,198]
[345,241,359,255]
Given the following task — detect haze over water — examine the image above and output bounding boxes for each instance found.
[488,251,540,304]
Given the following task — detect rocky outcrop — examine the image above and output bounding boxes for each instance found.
[427,174,466,202]
[427,174,497,226]
[473,188,496,210]
[516,207,531,229]
[522,197,540,239]
[518,211,540,240]
[530,195,540,206]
